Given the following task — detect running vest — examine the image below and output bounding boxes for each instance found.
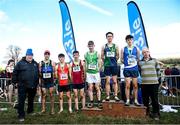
[57,63,69,86]
[41,60,54,84]
[85,51,99,74]
[123,46,138,70]
[104,43,117,66]
[71,60,84,84]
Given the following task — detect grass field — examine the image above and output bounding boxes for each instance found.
[0,101,180,124]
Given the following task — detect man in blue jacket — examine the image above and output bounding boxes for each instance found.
[12,48,39,122]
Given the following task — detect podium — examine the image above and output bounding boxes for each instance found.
[82,100,147,119]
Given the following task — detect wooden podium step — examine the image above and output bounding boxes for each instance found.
[82,100,147,119]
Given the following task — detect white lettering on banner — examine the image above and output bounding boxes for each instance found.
[132,17,145,49]
[63,19,75,60]
[64,20,71,37]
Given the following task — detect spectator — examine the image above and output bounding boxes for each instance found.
[164,66,172,87]
[5,59,15,105]
[171,64,180,89]
[12,48,39,122]
[160,81,175,97]
[139,48,160,120]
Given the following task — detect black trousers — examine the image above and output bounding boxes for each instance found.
[141,84,159,115]
[18,86,36,118]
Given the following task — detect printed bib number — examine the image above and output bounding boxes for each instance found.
[73,66,81,72]
[106,52,115,57]
[127,55,137,66]
[60,73,68,80]
[43,73,51,78]
[88,64,97,70]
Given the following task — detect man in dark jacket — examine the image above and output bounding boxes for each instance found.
[12,48,39,122]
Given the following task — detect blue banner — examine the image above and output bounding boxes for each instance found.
[127,1,148,59]
[59,0,76,61]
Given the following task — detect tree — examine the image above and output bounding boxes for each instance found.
[3,45,21,65]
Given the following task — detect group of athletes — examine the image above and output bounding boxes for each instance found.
[9,31,161,121]
[38,32,142,114]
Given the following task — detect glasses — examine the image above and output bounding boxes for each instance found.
[107,35,113,37]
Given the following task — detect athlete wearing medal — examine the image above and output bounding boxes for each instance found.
[56,53,72,113]
[84,41,102,108]
[101,32,120,101]
[39,50,55,114]
[121,35,140,106]
[70,51,86,111]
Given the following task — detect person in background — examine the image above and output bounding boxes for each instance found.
[5,59,15,105]
[164,66,172,87]
[160,80,175,97]
[12,48,39,122]
[138,48,160,120]
[171,64,180,89]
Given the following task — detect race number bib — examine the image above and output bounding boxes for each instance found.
[43,73,51,78]
[88,64,97,70]
[73,66,81,72]
[106,52,115,57]
[127,55,137,66]
[60,73,68,80]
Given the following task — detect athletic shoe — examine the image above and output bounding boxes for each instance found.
[125,101,130,106]
[134,101,141,106]
[19,118,24,122]
[69,109,72,114]
[105,96,110,101]
[114,96,120,101]
[98,103,103,108]
[58,109,63,114]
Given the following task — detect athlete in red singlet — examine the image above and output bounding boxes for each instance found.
[56,53,72,113]
[70,51,86,111]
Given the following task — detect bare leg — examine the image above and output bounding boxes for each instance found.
[80,88,85,109]
[41,88,46,113]
[67,91,72,113]
[49,87,54,114]
[125,77,131,105]
[105,76,110,100]
[73,89,79,110]
[58,92,63,113]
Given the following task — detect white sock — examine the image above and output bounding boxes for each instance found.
[135,99,138,103]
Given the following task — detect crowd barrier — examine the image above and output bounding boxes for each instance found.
[0,76,180,107]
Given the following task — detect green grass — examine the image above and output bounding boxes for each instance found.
[0,102,180,124]
[0,89,180,124]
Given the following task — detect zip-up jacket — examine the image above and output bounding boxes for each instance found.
[12,57,39,88]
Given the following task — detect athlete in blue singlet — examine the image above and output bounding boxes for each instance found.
[121,35,140,106]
